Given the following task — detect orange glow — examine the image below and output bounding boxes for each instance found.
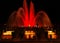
[24,30,35,39]
[2,31,14,39]
[48,31,57,39]
[30,31,35,39]
[3,31,14,35]
[25,31,30,39]
[2,35,12,39]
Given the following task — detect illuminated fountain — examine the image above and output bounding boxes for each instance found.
[7,0,52,28]
[1,0,55,40]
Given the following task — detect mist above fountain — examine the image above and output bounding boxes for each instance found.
[7,0,52,28]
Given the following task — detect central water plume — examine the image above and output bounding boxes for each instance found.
[7,0,52,28]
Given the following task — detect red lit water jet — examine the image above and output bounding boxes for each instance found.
[29,1,35,27]
[23,0,29,27]
[7,0,52,27]
[23,0,35,27]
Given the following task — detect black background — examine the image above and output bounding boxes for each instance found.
[0,0,59,25]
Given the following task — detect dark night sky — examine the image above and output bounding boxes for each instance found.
[0,0,59,25]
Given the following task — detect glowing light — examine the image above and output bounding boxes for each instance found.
[48,31,57,39]
[2,31,14,39]
[48,31,52,35]
[24,30,35,39]
[3,31,14,35]
[30,31,35,39]
[28,24,31,27]
[25,31,30,39]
